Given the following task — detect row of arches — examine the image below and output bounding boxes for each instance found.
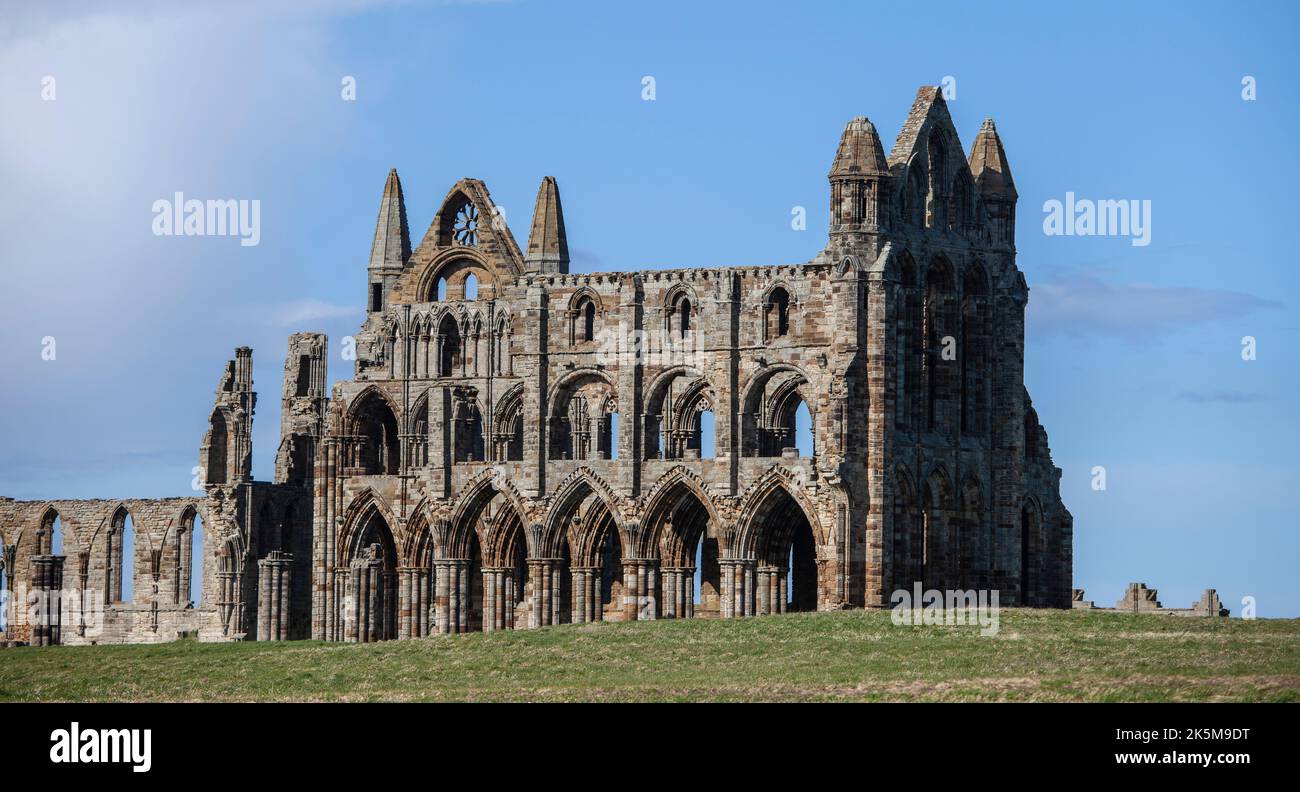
[900,127,976,232]
[5,506,205,610]
[378,309,512,381]
[329,472,824,640]
[894,252,991,439]
[341,362,819,474]
[567,285,798,350]
[891,466,1047,604]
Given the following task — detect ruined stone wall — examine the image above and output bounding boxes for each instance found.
[0,86,1073,646]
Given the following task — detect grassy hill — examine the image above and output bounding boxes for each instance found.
[2,609,1297,702]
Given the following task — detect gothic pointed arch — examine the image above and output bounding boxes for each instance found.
[762,282,793,339]
[348,387,400,475]
[547,368,617,461]
[414,179,525,283]
[567,287,604,345]
[492,382,525,461]
[543,467,620,559]
[923,254,959,437]
[734,470,823,613]
[739,363,814,457]
[895,250,922,432]
[644,365,718,460]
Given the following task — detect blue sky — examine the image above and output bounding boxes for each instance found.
[0,0,1296,615]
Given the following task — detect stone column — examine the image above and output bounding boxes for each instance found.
[526,558,565,627]
[30,555,65,647]
[570,566,602,623]
[397,567,431,639]
[482,566,515,631]
[621,558,659,621]
[257,551,293,641]
[660,566,695,619]
[434,559,471,634]
[756,565,788,616]
[718,558,756,618]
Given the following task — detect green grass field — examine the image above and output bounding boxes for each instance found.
[2,609,1297,702]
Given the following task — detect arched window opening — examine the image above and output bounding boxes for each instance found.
[453,397,485,463]
[572,296,598,344]
[948,174,970,231]
[667,293,693,341]
[206,410,229,485]
[1021,501,1039,606]
[906,167,926,227]
[50,515,63,556]
[117,512,136,603]
[926,130,946,229]
[961,264,990,435]
[743,370,810,458]
[436,277,448,302]
[551,376,615,461]
[495,394,525,462]
[794,401,814,457]
[559,396,590,460]
[924,260,959,436]
[698,410,716,459]
[597,402,618,460]
[408,398,429,467]
[294,355,312,397]
[353,392,400,475]
[464,273,478,301]
[896,255,921,432]
[188,512,204,606]
[766,287,791,338]
[438,314,461,377]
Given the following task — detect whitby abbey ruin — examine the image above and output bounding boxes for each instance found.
[0,87,1076,646]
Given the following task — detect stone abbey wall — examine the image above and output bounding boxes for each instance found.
[0,87,1073,645]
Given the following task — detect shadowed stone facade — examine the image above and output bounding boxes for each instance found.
[0,87,1072,645]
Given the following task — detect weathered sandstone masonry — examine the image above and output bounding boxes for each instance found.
[2,88,1083,645]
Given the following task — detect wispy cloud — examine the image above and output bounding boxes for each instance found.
[1027,272,1283,339]
[1177,390,1264,404]
[265,298,362,328]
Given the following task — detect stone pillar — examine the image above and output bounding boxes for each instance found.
[526,558,564,627]
[570,566,602,623]
[29,555,65,647]
[482,566,515,631]
[755,564,789,615]
[397,567,431,639]
[621,558,658,621]
[257,551,293,641]
[434,559,471,634]
[660,566,695,619]
[718,558,756,618]
[345,550,384,643]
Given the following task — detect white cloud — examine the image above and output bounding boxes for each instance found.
[1027,272,1283,339]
